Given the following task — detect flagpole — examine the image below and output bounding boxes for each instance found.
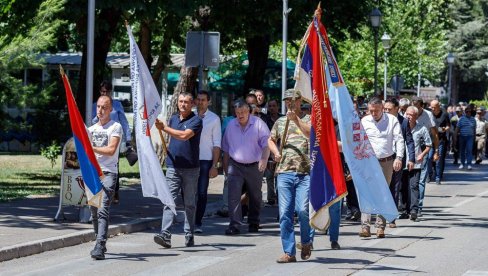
[157,129,168,155]
[85,0,95,125]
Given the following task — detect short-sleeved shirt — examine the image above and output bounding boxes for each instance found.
[166,112,202,168]
[88,120,122,173]
[195,109,221,161]
[222,115,270,164]
[270,115,311,174]
[405,123,432,170]
[433,109,450,140]
[416,109,435,133]
[457,115,476,137]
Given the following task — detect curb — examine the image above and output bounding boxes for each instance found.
[0,217,161,263]
[0,200,223,263]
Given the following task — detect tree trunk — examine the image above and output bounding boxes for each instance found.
[139,20,153,70]
[76,8,122,121]
[244,35,271,95]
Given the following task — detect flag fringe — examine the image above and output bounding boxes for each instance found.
[310,192,347,231]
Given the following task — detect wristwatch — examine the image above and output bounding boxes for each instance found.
[213,164,219,169]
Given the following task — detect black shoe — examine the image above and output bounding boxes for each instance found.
[154,232,171,248]
[398,213,409,219]
[248,223,259,233]
[350,210,361,221]
[410,213,418,221]
[475,159,482,164]
[90,241,106,260]
[225,227,240,235]
[185,234,194,247]
[216,209,229,217]
[331,241,341,250]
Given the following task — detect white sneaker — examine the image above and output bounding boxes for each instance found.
[467,165,472,170]
[194,227,203,233]
[459,164,464,169]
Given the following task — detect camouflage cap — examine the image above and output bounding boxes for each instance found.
[282,89,302,101]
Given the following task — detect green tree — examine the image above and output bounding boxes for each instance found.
[447,0,488,102]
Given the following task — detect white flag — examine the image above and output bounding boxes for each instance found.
[127,25,176,214]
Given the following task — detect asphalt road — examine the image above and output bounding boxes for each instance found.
[1,161,488,276]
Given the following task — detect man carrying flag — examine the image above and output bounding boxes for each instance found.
[268,89,313,263]
[88,95,122,260]
[294,4,399,237]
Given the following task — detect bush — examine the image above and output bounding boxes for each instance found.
[40,140,61,168]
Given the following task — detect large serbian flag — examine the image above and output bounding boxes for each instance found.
[296,6,398,222]
[60,66,103,208]
[294,6,347,231]
[127,24,176,214]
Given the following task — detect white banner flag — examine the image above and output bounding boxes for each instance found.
[127,25,176,214]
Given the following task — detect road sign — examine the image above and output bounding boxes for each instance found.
[390,75,404,95]
[185,31,220,68]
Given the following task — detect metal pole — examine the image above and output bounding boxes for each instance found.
[383,51,387,101]
[85,0,95,125]
[199,31,205,92]
[373,29,378,96]
[448,63,453,105]
[281,0,288,113]
[417,58,421,97]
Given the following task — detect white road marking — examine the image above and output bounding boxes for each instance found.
[354,264,419,275]
[463,271,488,275]
[443,189,488,212]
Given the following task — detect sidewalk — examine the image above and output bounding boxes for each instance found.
[0,175,227,262]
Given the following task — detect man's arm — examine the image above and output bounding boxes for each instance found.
[93,136,121,156]
[430,126,440,161]
[223,151,230,176]
[287,111,311,138]
[209,119,222,178]
[155,119,195,141]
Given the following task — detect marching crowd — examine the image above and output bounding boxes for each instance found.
[87,81,488,262]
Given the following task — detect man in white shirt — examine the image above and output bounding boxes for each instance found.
[88,95,122,260]
[194,91,221,233]
[411,97,439,215]
[360,97,404,238]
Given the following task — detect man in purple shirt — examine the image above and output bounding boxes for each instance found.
[222,100,270,235]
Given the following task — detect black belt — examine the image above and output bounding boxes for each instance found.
[231,158,258,167]
[378,155,395,162]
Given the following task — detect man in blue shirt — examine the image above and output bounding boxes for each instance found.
[154,92,203,248]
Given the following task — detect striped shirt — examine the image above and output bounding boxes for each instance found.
[457,115,476,137]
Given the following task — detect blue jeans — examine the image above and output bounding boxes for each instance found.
[459,135,474,165]
[328,200,342,242]
[195,160,213,227]
[419,151,432,210]
[277,173,312,257]
[90,172,117,242]
[434,139,449,181]
[161,167,199,235]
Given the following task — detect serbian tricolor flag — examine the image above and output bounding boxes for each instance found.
[294,6,347,231]
[60,66,103,208]
[296,6,398,223]
[127,24,176,214]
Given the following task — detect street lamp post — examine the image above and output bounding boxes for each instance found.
[381,32,391,101]
[370,8,382,96]
[447,52,455,105]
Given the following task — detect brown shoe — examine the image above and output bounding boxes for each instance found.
[377,228,385,238]
[389,223,397,228]
[359,228,371,237]
[276,253,297,263]
[300,243,312,260]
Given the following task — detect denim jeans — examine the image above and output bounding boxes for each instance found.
[419,153,431,210]
[161,167,199,235]
[90,172,117,242]
[328,200,342,242]
[434,139,449,182]
[277,173,312,257]
[195,160,213,227]
[459,135,474,165]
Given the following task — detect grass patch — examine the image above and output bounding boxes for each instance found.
[0,155,140,202]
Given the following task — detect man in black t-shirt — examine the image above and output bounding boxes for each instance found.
[430,100,451,184]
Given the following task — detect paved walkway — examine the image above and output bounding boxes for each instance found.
[0,175,227,262]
